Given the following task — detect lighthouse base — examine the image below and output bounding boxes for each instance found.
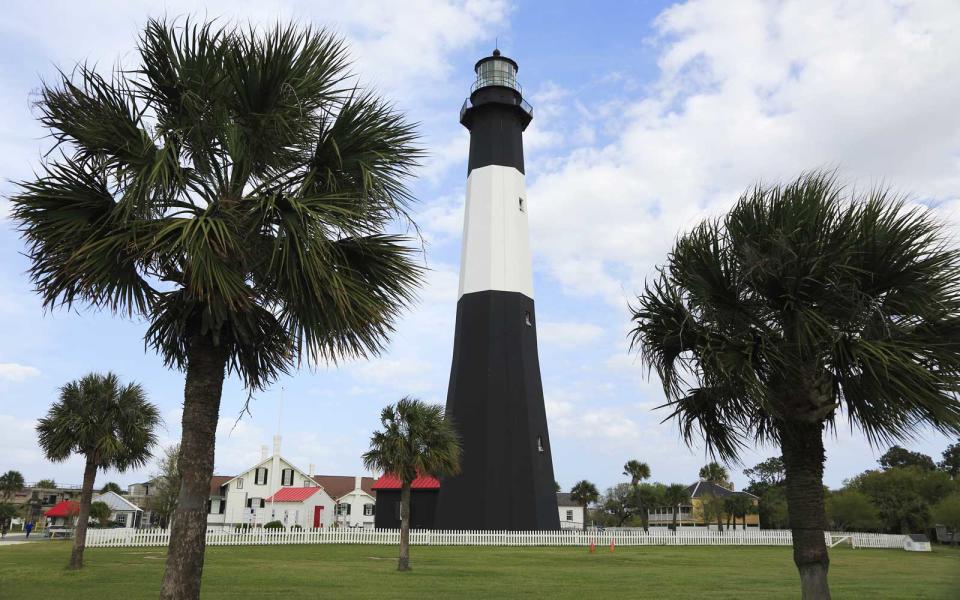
[434,290,560,531]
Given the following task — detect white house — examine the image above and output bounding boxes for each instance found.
[206,436,374,530]
[92,491,143,529]
[312,476,376,529]
[557,493,584,529]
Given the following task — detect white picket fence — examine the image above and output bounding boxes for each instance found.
[84,527,908,550]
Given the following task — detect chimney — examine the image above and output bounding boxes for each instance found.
[309,463,316,477]
[355,476,361,490]
[260,445,268,461]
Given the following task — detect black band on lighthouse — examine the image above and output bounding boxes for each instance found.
[463,87,528,174]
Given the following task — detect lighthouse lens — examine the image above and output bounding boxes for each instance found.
[476,58,518,92]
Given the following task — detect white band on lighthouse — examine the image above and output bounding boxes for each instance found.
[458,164,533,300]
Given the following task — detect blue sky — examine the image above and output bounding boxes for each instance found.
[2,0,959,493]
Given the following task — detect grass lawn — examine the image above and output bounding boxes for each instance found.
[1,541,958,599]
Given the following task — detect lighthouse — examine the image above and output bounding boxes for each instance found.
[434,50,560,531]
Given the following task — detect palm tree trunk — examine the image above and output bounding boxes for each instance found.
[781,420,831,600]
[398,481,411,571]
[672,506,678,531]
[582,504,588,531]
[68,458,97,569]
[160,334,228,600]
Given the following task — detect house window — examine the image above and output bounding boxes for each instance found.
[524,312,532,327]
[247,498,265,509]
[519,197,525,212]
[236,478,243,490]
[206,500,213,514]
[255,468,268,485]
[116,513,127,527]
[363,504,375,516]
[336,503,351,516]
[303,480,315,487]
[219,499,226,514]
[281,469,294,486]
[566,510,573,521]
[537,436,544,453]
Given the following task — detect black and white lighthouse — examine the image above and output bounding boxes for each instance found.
[434,51,560,531]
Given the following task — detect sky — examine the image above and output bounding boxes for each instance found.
[1,0,959,494]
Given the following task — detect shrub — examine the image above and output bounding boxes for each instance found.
[263,520,284,530]
[290,524,303,531]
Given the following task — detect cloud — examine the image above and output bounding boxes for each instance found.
[538,321,605,348]
[0,363,40,382]
[526,0,960,308]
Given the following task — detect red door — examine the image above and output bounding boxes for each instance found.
[313,505,323,528]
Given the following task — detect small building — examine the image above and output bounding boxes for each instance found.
[904,534,932,552]
[372,474,439,530]
[262,487,333,529]
[312,475,376,529]
[557,493,584,529]
[44,500,79,528]
[92,491,142,529]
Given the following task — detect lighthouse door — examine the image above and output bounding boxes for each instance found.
[313,506,323,528]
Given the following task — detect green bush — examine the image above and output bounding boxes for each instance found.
[263,520,284,530]
[290,524,303,531]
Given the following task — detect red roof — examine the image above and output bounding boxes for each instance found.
[45,500,80,518]
[371,473,440,490]
[264,487,322,502]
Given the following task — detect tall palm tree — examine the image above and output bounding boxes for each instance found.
[0,471,24,501]
[10,19,422,599]
[362,397,460,572]
[570,480,599,531]
[36,372,160,569]
[699,462,730,487]
[623,460,651,486]
[630,171,960,599]
[663,483,689,530]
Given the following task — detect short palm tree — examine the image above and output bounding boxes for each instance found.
[631,171,960,599]
[10,19,422,599]
[0,471,25,501]
[362,397,460,572]
[37,372,160,569]
[663,483,690,530]
[89,501,112,528]
[699,462,730,487]
[623,460,651,487]
[570,480,600,531]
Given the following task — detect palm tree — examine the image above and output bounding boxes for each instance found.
[630,171,960,599]
[36,372,160,569]
[10,19,422,599]
[100,482,123,495]
[622,460,652,529]
[362,398,460,572]
[699,462,730,487]
[89,501,112,528]
[0,471,24,501]
[623,460,651,486]
[570,480,600,531]
[663,483,689,530]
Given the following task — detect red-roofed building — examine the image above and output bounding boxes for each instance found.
[44,500,79,528]
[371,474,440,530]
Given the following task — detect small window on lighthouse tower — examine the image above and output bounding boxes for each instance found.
[524,311,533,326]
[537,436,544,453]
[519,197,525,212]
